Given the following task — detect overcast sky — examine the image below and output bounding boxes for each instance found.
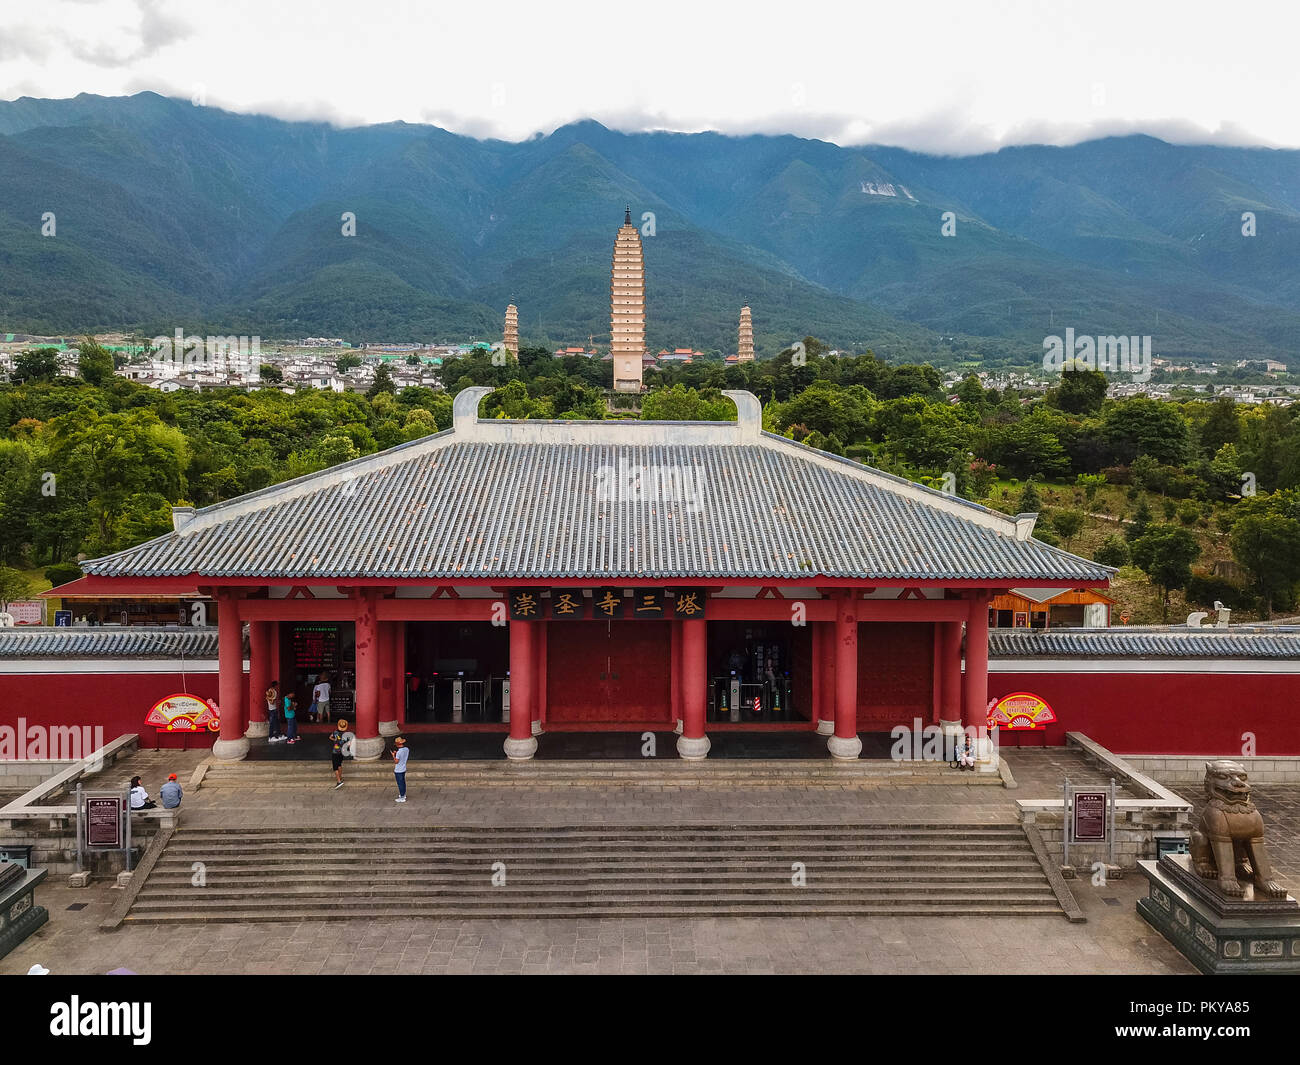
[1,0,1296,153]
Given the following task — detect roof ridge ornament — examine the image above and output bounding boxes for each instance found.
[453,386,493,439]
[722,390,761,440]
[1013,512,1038,541]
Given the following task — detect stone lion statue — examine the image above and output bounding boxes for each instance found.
[1190,760,1287,899]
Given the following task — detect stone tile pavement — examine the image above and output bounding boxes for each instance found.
[1,873,1194,975]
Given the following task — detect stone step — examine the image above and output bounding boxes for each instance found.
[170,827,1024,842]
[126,821,1059,922]
[124,903,1064,923]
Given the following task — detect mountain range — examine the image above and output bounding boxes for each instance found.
[2,92,1298,368]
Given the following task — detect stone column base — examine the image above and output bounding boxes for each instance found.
[827,734,863,760]
[504,736,538,761]
[815,719,834,736]
[245,721,269,739]
[531,719,543,737]
[211,737,250,762]
[353,736,386,761]
[673,719,684,735]
[676,734,711,760]
[379,719,399,737]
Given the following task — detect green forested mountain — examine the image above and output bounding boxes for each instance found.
[2,93,1299,365]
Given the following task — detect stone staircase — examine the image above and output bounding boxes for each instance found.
[123,823,1064,922]
[198,758,1004,789]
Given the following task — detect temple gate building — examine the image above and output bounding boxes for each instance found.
[65,389,1121,764]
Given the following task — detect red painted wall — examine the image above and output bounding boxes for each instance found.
[857,622,934,729]
[3,671,223,750]
[991,671,1300,754]
[546,623,672,723]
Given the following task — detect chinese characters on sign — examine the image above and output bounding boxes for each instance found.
[1073,791,1107,842]
[506,588,709,620]
[593,588,624,620]
[549,589,585,619]
[672,589,707,619]
[508,590,541,619]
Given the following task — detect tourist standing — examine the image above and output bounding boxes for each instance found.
[266,680,284,742]
[312,671,332,725]
[392,736,409,803]
[284,692,299,745]
[329,719,348,788]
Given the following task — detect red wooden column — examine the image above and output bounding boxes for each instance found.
[352,590,384,759]
[212,591,249,760]
[829,592,862,759]
[938,619,963,740]
[379,621,400,736]
[670,621,683,734]
[505,619,538,760]
[394,621,407,727]
[532,621,547,736]
[815,620,836,735]
[963,593,991,761]
[246,620,272,738]
[676,617,710,759]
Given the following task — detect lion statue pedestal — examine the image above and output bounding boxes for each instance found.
[1137,760,1300,974]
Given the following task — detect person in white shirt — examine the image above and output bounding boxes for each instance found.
[311,672,332,724]
[129,775,156,809]
[392,736,410,803]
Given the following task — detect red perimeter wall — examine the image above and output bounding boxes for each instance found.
[4,666,1297,755]
[990,671,1300,755]
[3,671,223,751]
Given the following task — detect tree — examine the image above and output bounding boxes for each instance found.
[1075,473,1106,507]
[259,363,283,383]
[367,363,396,398]
[0,567,34,611]
[12,348,60,384]
[1126,496,1153,543]
[1051,365,1108,415]
[1051,509,1085,549]
[337,354,363,373]
[1094,535,1129,568]
[407,354,421,366]
[77,339,116,386]
[642,385,735,422]
[1017,478,1042,514]
[1131,524,1200,620]
[1230,513,1300,618]
[44,561,83,588]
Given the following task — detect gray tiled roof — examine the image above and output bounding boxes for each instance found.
[989,628,1300,659]
[0,628,227,658]
[82,417,1110,583]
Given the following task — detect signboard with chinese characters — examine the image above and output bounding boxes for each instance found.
[145,693,221,732]
[6,601,44,625]
[987,691,1056,730]
[508,590,543,620]
[631,590,664,618]
[86,796,122,848]
[291,624,340,671]
[671,588,707,619]
[548,589,585,619]
[1073,790,1107,842]
[591,588,625,620]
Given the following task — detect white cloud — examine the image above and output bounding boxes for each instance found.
[1,0,1297,153]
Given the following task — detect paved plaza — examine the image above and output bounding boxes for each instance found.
[3,746,1295,975]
